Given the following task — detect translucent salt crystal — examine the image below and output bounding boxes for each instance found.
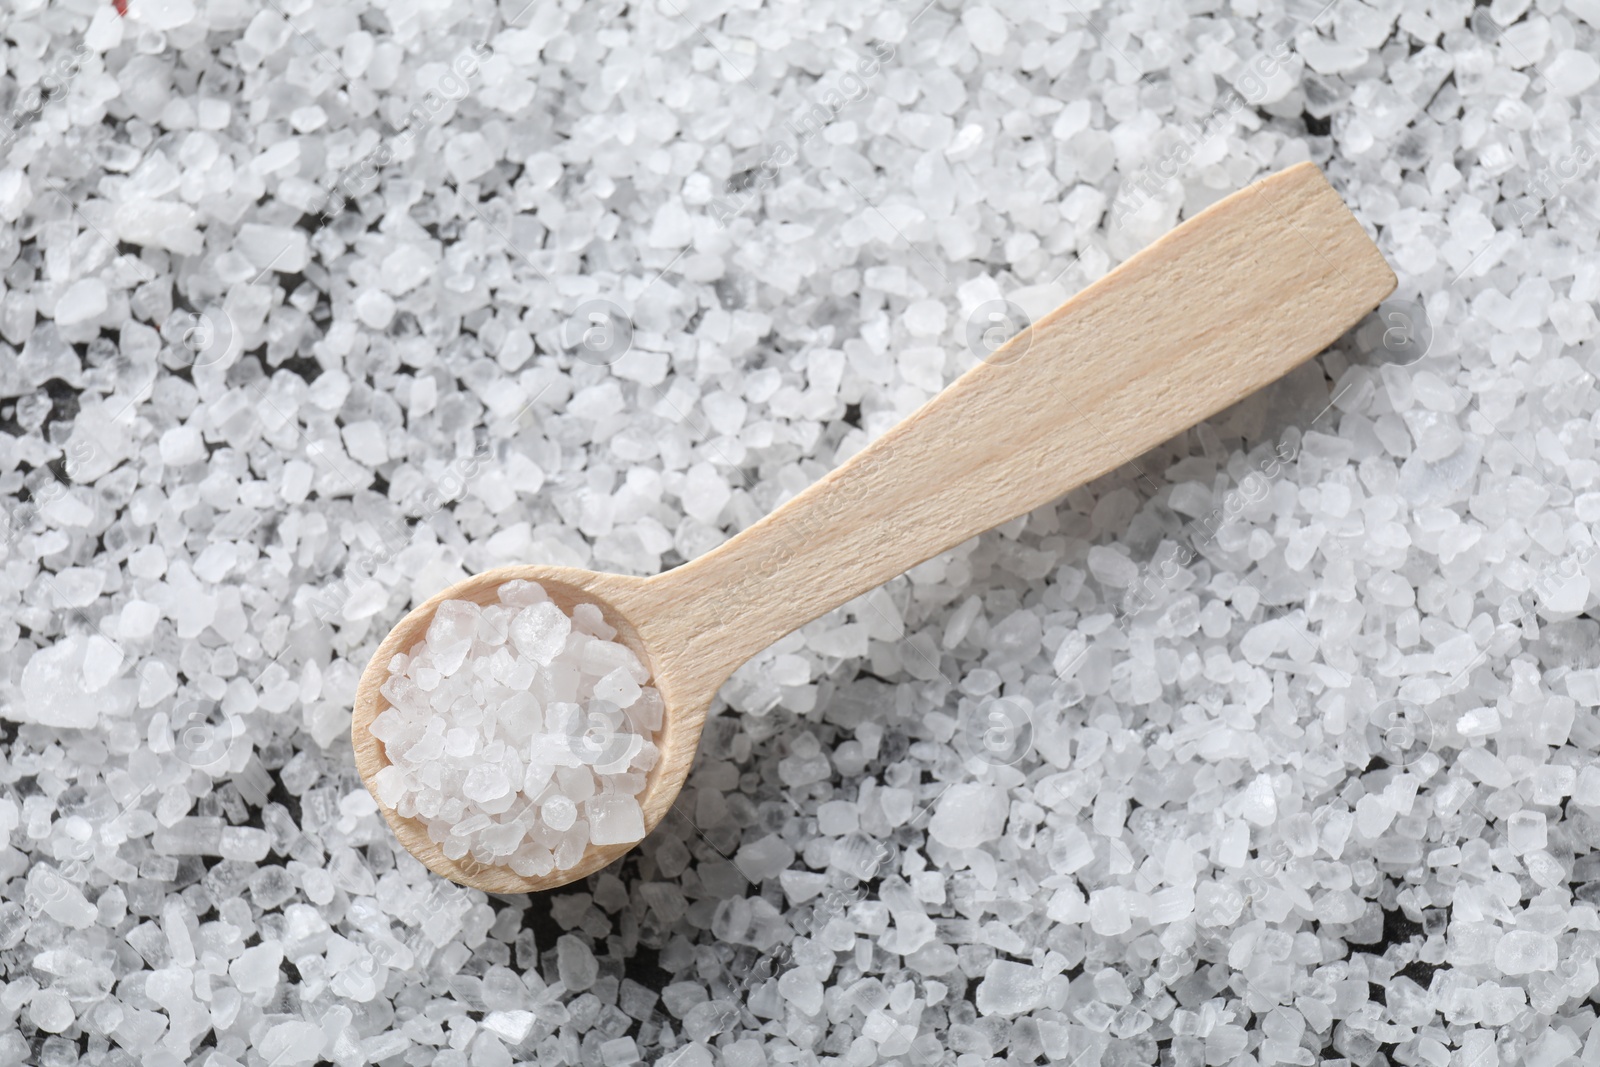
[557,934,599,991]
[1540,573,1590,616]
[1194,882,1244,927]
[369,710,405,743]
[382,244,436,294]
[510,602,572,665]
[629,690,664,732]
[498,580,549,607]
[447,131,497,183]
[928,783,1007,849]
[235,223,309,273]
[220,826,270,861]
[28,868,95,928]
[26,990,73,1034]
[1530,764,1576,804]
[431,639,472,676]
[1507,810,1547,853]
[684,1000,742,1042]
[523,761,555,797]
[118,599,161,639]
[1567,670,1600,706]
[427,600,480,648]
[776,970,825,1014]
[453,813,492,837]
[259,1021,326,1067]
[1546,50,1600,95]
[54,277,108,327]
[461,765,510,803]
[480,820,525,856]
[1087,545,1138,587]
[1367,571,1414,607]
[675,463,732,524]
[961,7,1009,55]
[599,1037,640,1066]
[1354,794,1396,838]
[230,942,284,994]
[587,794,645,846]
[342,421,387,467]
[542,795,577,832]
[444,728,477,758]
[734,834,796,882]
[510,848,556,878]
[1238,774,1278,827]
[82,634,123,691]
[159,424,207,466]
[594,668,641,707]
[903,299,948,337]
[817,800,859,836]
[975,960,1044,1015]
[1495,930,1557,974]
[21,638,98,728]
[1088,888,1131,936]
[566,604,608,639]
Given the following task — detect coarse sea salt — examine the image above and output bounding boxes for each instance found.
[370,580,659,874]
[5,0,1600,1060]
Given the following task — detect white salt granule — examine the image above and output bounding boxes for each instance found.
[371,580,660,874]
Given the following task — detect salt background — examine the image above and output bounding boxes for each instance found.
[0,0,1596,1064]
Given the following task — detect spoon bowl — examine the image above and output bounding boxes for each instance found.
[354,162,1398,893]
[352,564,692,893]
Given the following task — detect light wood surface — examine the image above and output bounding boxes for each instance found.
[353,161,1397,893]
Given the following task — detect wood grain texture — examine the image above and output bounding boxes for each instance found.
[644,161,1396,700]
[353,161,1396,894]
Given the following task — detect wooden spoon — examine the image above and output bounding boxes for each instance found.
[353,161,1396,893]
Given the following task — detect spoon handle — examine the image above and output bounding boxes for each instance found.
[645,162,1395,699]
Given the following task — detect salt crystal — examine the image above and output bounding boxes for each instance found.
[1195,883,1244,927]
[680,463,732,525]
[974,960,1044,1015]
[927,783,1007,849]
[1354,794,1396,838]
[20,638,101,729]
[1088,888,1132,936]
[557,934,599,991]
[542,794,577,832]
[587,794,645,847]
[342,421,388,467]
[903,299,948,337]
[26,990,73,1034]
[1238,774,1278,827]
[594,668,641,707]
[733,834,796,882]
[1546,50,1600,95]
[159,424,207,466]
[461,766,511,804]
[776,970,824,1013]
[235,223,309,273]
[1507,810,1547,853]
[382,244,436,295]
[259,1021,325,1067]
[53,278,108,326]
[1495,930,1557,974]
[229,942,283,995]
[509,602,572,665]
[961,7,1009,55]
